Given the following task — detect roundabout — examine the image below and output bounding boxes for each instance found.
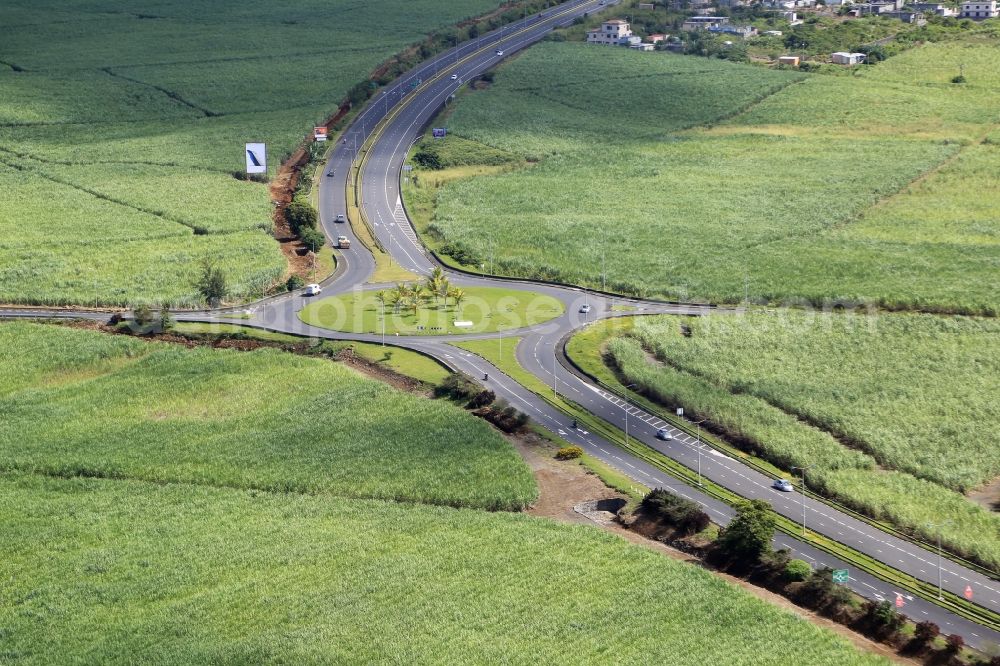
[298,284,564,336]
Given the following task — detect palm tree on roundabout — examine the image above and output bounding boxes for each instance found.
[392,283,410,314]
[409,286,430,317]
[425,267,449,308]
[448,287,466,315]
[375,290,389,321]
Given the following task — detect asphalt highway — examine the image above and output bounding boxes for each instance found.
[307,0,1000,633]
[3,0,999,649]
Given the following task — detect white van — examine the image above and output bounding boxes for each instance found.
[303,283,322,296]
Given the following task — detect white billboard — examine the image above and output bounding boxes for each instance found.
[245,143,266,174]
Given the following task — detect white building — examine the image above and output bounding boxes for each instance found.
[960,0,998,17]
[587,19,633,45]
[831,51,866,65]
[681,15,729,29]
[708,24,759,37]
[911,2,956,15]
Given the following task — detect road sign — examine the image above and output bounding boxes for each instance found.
[402,165,413,172]
[314,126,328,141]
[432,128,447,138]
[245,143,266,174]
[676,407,684,417]
[832,569,849,584]
[964,585,973,600]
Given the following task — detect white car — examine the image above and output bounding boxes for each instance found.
[450,73,458,80]
[303,283,322,297]
[579,304,592,314]
[772,479,794,492]
[655,429,673,441]
[495,49,504,56]
[335,214,346,223]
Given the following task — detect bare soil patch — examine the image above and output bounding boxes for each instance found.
[267,102,349,285]
[269,151,314,282]
[968,475,1000,512]
[509,433,624,524]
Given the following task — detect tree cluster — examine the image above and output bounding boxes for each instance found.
[641,488,711,536]
[129,304,173,335]
[716,499,774,562]
[285,197,318,235]
[413,145,443,170]
[196,260,228,308]
[476,400,530,433]
[376,267,466,316]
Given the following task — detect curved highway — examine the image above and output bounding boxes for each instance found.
[3,0,999,649]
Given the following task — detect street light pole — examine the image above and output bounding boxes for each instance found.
[937,529,943,600]
[693,418,707,486]
[927,520,952,600]
[792,465,813,537]
[552,353,558,399]
[623,384,636,448]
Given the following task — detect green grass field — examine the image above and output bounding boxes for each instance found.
[299,286,564,335]
[0,0,500,306]
[596,312,1000,570]
[419,41,1000,314]
[0,473,888,665]
[0,322,534,510]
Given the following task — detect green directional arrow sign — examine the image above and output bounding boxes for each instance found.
[832,569,850,583]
